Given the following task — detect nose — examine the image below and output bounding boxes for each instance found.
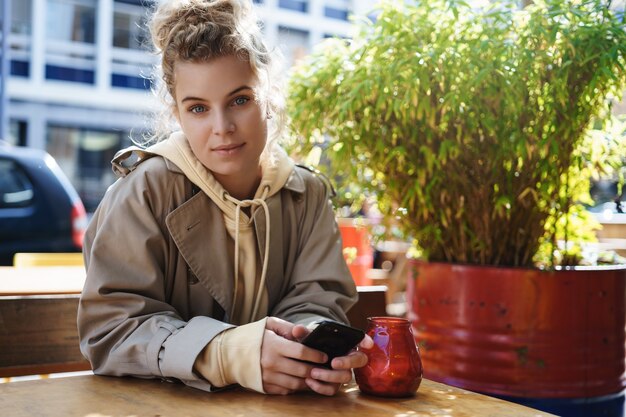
[212,110,235,136]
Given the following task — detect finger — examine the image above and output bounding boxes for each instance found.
[331,351,369,370]
[310,367,353,384]
[291,324,310,342]
[261,330,326,370]
[281,338,327,364]
[264,370,309,392]
[305,377,341,396]
[263,383,294,396]
[267,356,316,378]
[266,317,297,340]
[359,334,374,349]
[261,330,327,378]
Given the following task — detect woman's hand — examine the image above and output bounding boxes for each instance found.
[303,335,374,396]
[261,317,374,396]
[260,317,327,395]
[261,317,374,395]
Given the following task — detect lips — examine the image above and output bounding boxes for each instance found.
[212,143,244,151]
[212,142,246,156]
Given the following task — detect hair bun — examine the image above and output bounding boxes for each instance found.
[150,0,252,53]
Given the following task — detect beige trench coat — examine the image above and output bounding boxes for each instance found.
[77,153,357,391]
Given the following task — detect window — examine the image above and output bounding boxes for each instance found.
[324,7,349,21]
[325,0,350,20]
[46,0,96,44]
[111,1,155,90]
[45,0,97,84]
[115,0,145,5]
[279,0,308,13]
[47,125,124,211]
[0,159,34,208]
[111,73,152,90]
[113,2,149,50]
[11,0,32,35]
[45,66,94,83]
[10,60,30,77]
[10,0,32,77]
[8,120,28,147]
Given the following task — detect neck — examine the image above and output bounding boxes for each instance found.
[214,166,263,200]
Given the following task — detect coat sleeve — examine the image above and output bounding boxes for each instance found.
[77,161,232,391]
[271,172,358,326]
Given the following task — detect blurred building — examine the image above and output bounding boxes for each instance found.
[1,0,376,212]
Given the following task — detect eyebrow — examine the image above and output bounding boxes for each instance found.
[180,85,253,103]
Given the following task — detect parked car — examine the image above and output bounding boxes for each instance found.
[0,143,87,266]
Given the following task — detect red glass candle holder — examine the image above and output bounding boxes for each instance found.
[354,316,423,397]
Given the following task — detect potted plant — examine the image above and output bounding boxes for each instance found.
[286,0,626,415]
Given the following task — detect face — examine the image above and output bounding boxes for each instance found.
[173,55,268,194]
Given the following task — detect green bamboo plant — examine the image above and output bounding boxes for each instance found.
[287,0,626,267]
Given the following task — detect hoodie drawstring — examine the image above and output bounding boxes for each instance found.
[223,186,271,322]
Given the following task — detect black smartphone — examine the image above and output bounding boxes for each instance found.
[301,320,365,368]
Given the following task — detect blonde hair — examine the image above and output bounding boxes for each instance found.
[143,0,285,150]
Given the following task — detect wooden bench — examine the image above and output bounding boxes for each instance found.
[0,267,387,378]
[0,266,90,378]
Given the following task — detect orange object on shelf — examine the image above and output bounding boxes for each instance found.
[337,218,373,286]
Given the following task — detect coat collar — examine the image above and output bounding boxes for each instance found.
[283,167,306,194]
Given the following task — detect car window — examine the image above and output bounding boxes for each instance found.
[0,158,34,208]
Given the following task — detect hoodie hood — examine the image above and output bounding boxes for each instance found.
[147,131,293,223]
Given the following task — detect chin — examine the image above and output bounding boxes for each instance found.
[210,164,247,177]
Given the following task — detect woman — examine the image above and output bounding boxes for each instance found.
[77,0,371,396]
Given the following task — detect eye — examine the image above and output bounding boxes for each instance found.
[232,96,250,106]
[189,105,207,114]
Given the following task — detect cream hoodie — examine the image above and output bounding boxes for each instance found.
[147,132,294,393]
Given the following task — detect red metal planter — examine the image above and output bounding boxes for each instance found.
[406,260,626,399]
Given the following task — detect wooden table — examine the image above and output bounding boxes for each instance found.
[0,374,554,417]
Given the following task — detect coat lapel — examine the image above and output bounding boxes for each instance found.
[165,193,234,317]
